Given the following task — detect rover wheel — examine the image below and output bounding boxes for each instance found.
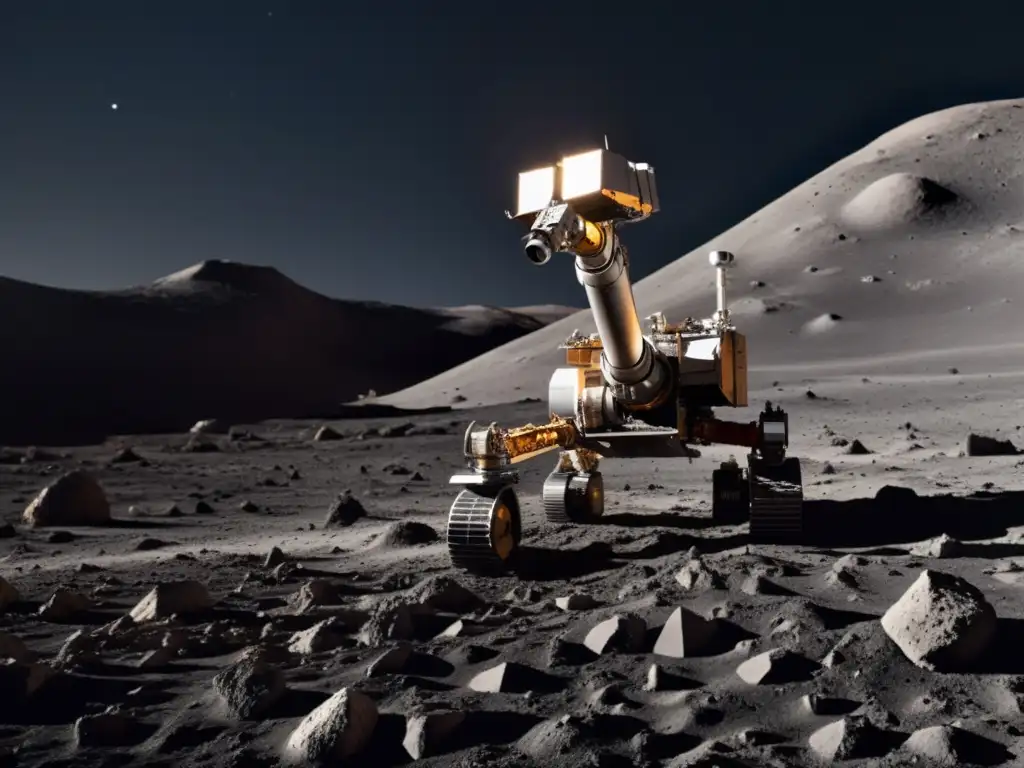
[748,456,804,543]
[446,485,522,573]
[542,471,604,523]
[712,465,750,524]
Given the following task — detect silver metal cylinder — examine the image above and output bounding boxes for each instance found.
[716,267,726,315]
[574,243,645,381]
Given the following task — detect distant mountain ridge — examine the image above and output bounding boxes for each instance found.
[0,260,577,444]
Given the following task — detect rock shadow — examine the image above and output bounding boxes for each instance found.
[1,673,176,725]
[804,489,1024,548]
[974,618,1024,675]
[451,711,544,748]
[262,687,331,719]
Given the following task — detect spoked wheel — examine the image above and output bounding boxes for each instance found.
[542,471,604,523]
[748,456,804,543]
[446,484,523,573]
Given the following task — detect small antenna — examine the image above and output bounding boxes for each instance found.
[604,134,610,150]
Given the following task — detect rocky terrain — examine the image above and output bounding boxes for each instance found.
[2,388,1024,767]
[4,99,1024,767]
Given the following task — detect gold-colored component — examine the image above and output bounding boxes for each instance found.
[565,347,601,367]
[719,330,749,407]
[490,502,514,560]
[557,447,601,473]
[575,217,605,256]
[601,189,654,215]
[498,415,578,463]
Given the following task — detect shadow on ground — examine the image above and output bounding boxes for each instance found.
[804,488,1024,548]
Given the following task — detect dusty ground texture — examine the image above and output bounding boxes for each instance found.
[2,384,1024,767]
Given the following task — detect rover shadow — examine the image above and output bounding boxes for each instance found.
[803,488,1024,548]
[601,512,719,531]
[614,530,751,560]
[514,542,623,581]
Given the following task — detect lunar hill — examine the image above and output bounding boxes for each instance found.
[384,98,1024,411]
[0,261,576,445]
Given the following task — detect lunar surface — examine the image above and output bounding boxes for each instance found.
[4,99,1024,767]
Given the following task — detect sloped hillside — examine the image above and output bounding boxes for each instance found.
[384,99,1024,409]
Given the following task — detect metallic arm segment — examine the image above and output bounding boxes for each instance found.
[461,415,579,470]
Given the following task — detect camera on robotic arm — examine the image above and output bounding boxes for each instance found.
[507,148,660,265]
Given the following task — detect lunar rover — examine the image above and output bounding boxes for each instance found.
[445,147,804,573]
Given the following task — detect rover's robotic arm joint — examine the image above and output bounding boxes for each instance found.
[684,402,790,464]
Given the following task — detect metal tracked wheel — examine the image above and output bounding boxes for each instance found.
[748,456,804,542]
[446,484,523,573]
[542,471,604,523]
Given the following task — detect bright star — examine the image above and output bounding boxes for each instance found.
[111,103,118,110]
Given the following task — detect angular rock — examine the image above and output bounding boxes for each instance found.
[264,546,286,568]
[291,579,342,611]
[736,648,817,685]
[554,594,599,611]
[821,648,846,668]
[129,580,213,622]
[55,629,99,665]
[289,619,351,655]
[22,470,111,527]
[313,425,343,441]
[964,433,1020,457]
[365,643,413,677]
[910,533,963,558]
[284,688,378,763]
[675,558,725,591]
[436,619,465,638]
[323,494,365,527]
[880,569,996,671]
[808,715,887,761]
[407,576,483,613]
[584,614,647,655]
[190,419,229,434]
[653,607,718,658]
[468,661,551,693]
[358,595,433,647]
[371,521,438,548]
[213,647,286,719]
[403,711,466,760]
[518,715,593,761]
[74,712,138,748]
[899,724,1005,766]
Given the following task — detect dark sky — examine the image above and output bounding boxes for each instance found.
[2,2,1022,308]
